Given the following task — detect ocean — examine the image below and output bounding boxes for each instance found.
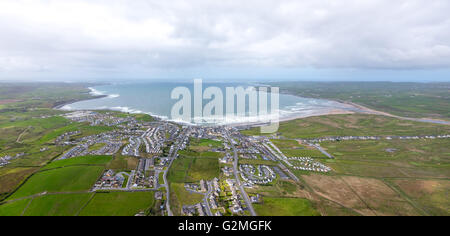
[61,82,361,125]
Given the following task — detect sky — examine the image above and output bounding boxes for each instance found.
[0,0,450,82]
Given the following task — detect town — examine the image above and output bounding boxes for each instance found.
[3,109,449,217]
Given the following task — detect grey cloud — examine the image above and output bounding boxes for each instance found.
[0,0,449,77]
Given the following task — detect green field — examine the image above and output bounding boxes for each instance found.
[270,139,326,158]
[169,182,204,216]
[42,155,112,170]
[0,82,98,111]
[390,179,449,216]
[167,158,192,183]
[79,192,155,216]
[254,197,320,216]
[246,179,304,198]
[1,191,156,216]
[0,198,31,216]
[270,139,299,149]
[23,193,93,216]
[9,166,104,200]
[281,148,326,158]
[131,113,155,122]
[106,155,139,171]
[178,150,224,159]
[0,116,71,156]
[186,158,220,182]
[0,167,38,198]
[242,114,450,138]
[189,138,223,152]
[320,139,450,178]
[39,124,114,144]
[168,157,220,183]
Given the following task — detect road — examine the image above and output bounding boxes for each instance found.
[163,129,186,216]
[163,150,176,216]
[228,134,257,216]
[202,181,213,216]
[16,126,32,143]
[310,143,334,159]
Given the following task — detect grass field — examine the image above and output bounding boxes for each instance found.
[79,192,155,216]
[270,139,326,158]
[39,124,115,145]
[0,167,38,198]
[281,148,327,158]
[170,182,205,216]
[185,158,220,182]
[0,82,97,111]
[2,191,157,216]
[178,150,224,159]
[189,138,223,152]
[167,158,192,183]
[242,114,450,138]
[246,179,309,199]
[5,146,65,167]
[320,139,450,178]
[254,197,320,216]
[131,113,155,122]
[168,157,220,183]
[0,198,31,216]
[301,174,421,216]
[390,179,449,216]
[42,155,112,170]
[0,116,72,156]
[23,193,93,216]
[270,139,299,149]
[9,166,104,200]
[106,155,139,171]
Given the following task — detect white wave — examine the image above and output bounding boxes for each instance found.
[88,87,106,96]
[88,87,119,99]
[107,94,120,98]
[169,111,285,126]
[110,106,143,114]
[60,105,73,111]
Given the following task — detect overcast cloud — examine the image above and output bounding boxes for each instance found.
[0,0,450,80]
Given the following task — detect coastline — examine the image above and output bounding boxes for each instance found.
[55,84,450,127]
[53,83,110,110]
[277,88,450,125]
[52,95,108,110]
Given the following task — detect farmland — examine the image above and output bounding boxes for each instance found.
[168,156,220,183]
[79,192,155,216]
[22,193,93,216]
[320,139,450,178]
[241,114,450,138]
[42,155,112,170]
[254,197,320,216]
[9,166,104,200]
